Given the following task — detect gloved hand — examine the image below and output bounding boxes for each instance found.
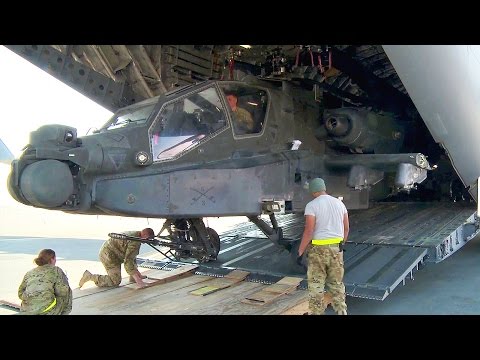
[296,253,304,266]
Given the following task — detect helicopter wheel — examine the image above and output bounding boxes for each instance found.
[206,227,220,259]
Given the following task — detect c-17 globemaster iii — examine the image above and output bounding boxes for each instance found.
[5,46,480,292]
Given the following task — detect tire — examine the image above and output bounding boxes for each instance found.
[206,227,220,259]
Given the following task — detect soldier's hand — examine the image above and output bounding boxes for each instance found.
[135,278,149,289]
[296,255,303,266]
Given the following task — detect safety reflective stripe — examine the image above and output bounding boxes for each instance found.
[312,238,343,245]
[41,298,57,313]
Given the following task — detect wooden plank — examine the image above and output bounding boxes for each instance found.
[261,283,294,294]
[74,267,158,299]
[190,269,250,296]
[71,272,310,315]
[73,277,132,299]
[71,274,213,314]
[145,265,198,280]
[124,264,198,290]
[116,281,265,315]
[280,299,309,315]
[224,269,250,280]
[189,285,223,296]
[280,293,333,315]
[0,299,20,312]
[242,276,303,306]
[276,276,305,286]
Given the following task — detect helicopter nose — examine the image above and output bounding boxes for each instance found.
[19,159,74,207]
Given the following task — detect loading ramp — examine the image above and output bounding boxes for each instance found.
[138,202,478,301]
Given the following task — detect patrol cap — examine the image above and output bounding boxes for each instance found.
[309,177,326,193]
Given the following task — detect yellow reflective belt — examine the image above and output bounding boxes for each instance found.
[312,238,343,245]
[42,298,57,313]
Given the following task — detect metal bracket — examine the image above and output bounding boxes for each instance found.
[261,199,285,215]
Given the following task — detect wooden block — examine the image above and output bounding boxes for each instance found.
[198,277,238,288]
[189,269,250,296]
[280,299,309,315]
[242,276,303,306]
[263,283,296,294]
[125,264,198,290]
[146,264,198,280]
[276,277,305,286]
[280,292,333,315]
[224,270,250,280]
[242,291,283,305]
[190,286,223,296]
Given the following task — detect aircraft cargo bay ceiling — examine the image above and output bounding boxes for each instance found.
[5,45,415,117]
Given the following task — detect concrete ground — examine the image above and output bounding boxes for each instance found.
[2,232,480,315]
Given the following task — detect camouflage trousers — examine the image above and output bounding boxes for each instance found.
[91,251,123,287]
[20,291,72,315]
[307,244,347,315]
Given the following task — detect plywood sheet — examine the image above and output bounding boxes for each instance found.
[125,264,198,290]
[242,276,303,306]
[190,269,250,296]
[280,292,333,314]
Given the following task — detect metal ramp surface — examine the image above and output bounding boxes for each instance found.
[342,243,427,300]
[347,202,478,263]
[137,202,478,300]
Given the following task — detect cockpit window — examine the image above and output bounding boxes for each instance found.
[150,87,227,161]
[99,97,159,131]
[219,84,268,136]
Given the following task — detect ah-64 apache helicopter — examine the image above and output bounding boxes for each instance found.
[6,45,471,268]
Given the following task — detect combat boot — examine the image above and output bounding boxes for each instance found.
[79,270,92,288]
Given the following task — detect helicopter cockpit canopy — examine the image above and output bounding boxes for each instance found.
[149,82,269,162]
[99,96,160,131]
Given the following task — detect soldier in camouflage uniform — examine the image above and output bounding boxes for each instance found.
[18,249,72,315]
[225,91,255,134]
[79,228,154,289]
[298,178,349,315]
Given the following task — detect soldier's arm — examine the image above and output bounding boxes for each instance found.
[124,241,141,275]
[61,287,73,315]
[18,275,27,300]
[130,270,147,288]
[53,267,71,297]
[299,215,316,256]
[246,112,254,130]
[343,212,349,242]
[240,108,255,130]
